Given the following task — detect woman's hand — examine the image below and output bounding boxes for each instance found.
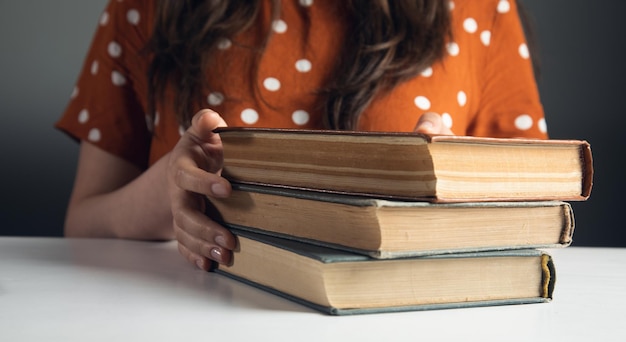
[413,112,454,135]
[167,109,237,270]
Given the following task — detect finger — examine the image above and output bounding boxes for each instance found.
[187,109,228,144]
[174,110,228,175]
[171,194,235,267]
[171,161,232,198]
[414,112,454,135]
[173,204,237,250]
[177,242,212,271]
[175,222,233,266]
[172,200,236,266]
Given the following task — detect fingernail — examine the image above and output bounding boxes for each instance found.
[194,110,207,124]
[210,248,222,261]
[211,183,228,197]
[196,259,205,270]
[215,235,227,248]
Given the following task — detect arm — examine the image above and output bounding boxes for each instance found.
[64,142,174,240]
[64,109,237,269]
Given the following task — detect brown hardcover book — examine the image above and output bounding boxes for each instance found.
[209,184,575,259]
[216,229,555,315]
[216,128,593,202]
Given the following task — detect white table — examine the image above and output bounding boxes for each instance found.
[1,237,624,341]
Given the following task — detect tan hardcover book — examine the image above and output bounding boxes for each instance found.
[216,229,555,315]
[209,184,575,259]
[216,128,593,202]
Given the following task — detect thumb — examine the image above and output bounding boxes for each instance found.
[188,109,228,142]
[413,112,453,135]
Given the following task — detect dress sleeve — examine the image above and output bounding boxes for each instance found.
[468,0,548,139]
[55,0,153,169]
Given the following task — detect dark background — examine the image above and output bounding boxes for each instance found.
[1,1,624,246]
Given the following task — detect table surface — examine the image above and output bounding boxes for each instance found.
[1,237,625,342]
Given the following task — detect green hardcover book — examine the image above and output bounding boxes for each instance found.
[216,229,555,315]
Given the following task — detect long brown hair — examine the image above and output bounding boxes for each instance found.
[146,0,535,130]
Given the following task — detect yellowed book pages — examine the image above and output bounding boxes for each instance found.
[209,184,574,258]
[216,230,555,315]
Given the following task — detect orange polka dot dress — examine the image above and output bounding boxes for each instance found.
[56,0,548,169]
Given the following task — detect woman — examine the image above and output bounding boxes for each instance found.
[56,0,546,270]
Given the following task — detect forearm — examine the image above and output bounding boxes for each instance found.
[64,148,174,240]
[64,110,237,270]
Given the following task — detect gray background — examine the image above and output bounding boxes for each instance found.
[1,1,624,246]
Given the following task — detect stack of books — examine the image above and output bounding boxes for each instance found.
[208,128,593,315]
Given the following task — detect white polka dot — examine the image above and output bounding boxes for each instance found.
[442,113,453,128]
[447,42,460,56]
[91,60,99,75]
[497,0,511,13]
[538,118,547,133]
[88,128,101,142]
[108,41,122,58]
[299,0,313,6]
[480,30,491,46]
[145,114,154,132]
[241,108,259,124]
[420,67,433,77]
[263,77,281,91]
[111,71,126,86]
[449,1,455,11]
[292,110,310,125]
[519,43,530,59]
[71,86,79,99]
[100,11,109,26]
[295,59,312,73]
[217,38,232,50]
[179,125,186,136]
[207,92,225,106]
[457,91,467,107]
[414,96,431,110]
[272,20,287,34]
[78,109,89,123]
[515,114,533,130]
[463,18,478,34]
[127,9,140,25]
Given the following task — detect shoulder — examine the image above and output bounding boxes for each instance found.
[449,0,526,45]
